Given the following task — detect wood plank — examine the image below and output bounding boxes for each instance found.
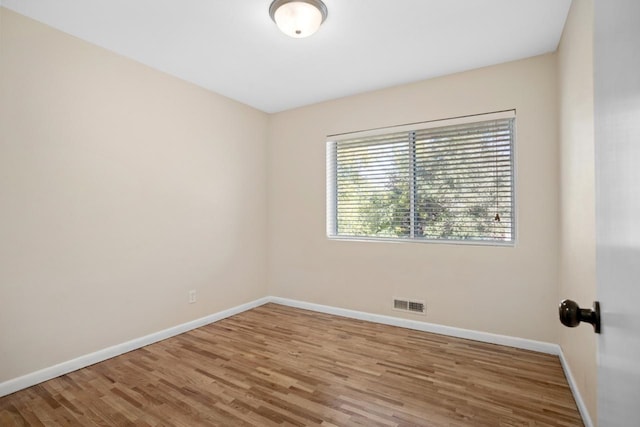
[0,303,583,426]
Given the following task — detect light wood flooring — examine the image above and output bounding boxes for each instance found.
[0,303,583,426]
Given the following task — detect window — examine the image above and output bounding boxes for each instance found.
[326,111,515,244]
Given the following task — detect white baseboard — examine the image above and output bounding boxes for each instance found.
[558,349,594,427]
[268,296,559,354]
[0,295,592,427]
[0,297,270,398]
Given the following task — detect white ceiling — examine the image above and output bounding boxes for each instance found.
[1,0,572,113]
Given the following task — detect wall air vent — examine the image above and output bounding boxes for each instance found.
[393,298,426,315]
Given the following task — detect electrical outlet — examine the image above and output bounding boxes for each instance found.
[188,290,197,304]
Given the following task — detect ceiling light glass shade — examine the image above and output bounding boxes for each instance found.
[269,0,328,38]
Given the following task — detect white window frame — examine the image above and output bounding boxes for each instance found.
[326,110,516,246]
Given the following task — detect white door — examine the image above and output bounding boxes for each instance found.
[594,1,640,425]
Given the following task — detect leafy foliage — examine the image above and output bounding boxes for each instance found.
[334,120,513,242]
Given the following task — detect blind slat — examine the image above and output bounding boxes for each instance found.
[327,114,515,243]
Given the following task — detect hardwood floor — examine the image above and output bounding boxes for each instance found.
[0,303,582,426]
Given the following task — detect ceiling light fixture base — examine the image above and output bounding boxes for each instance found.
[269,0,328,38]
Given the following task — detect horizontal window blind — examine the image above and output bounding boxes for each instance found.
[326,112,515,244]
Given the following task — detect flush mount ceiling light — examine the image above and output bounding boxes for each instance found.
[269,0,328,38]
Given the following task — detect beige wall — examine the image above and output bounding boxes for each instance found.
[1,6,596,416]
[0,8,268,382]
[557,0,597,422]
[268,54,560,343]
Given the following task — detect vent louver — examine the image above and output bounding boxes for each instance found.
[393,298,426,314]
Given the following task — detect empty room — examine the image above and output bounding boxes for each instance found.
[1,0,639,426]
